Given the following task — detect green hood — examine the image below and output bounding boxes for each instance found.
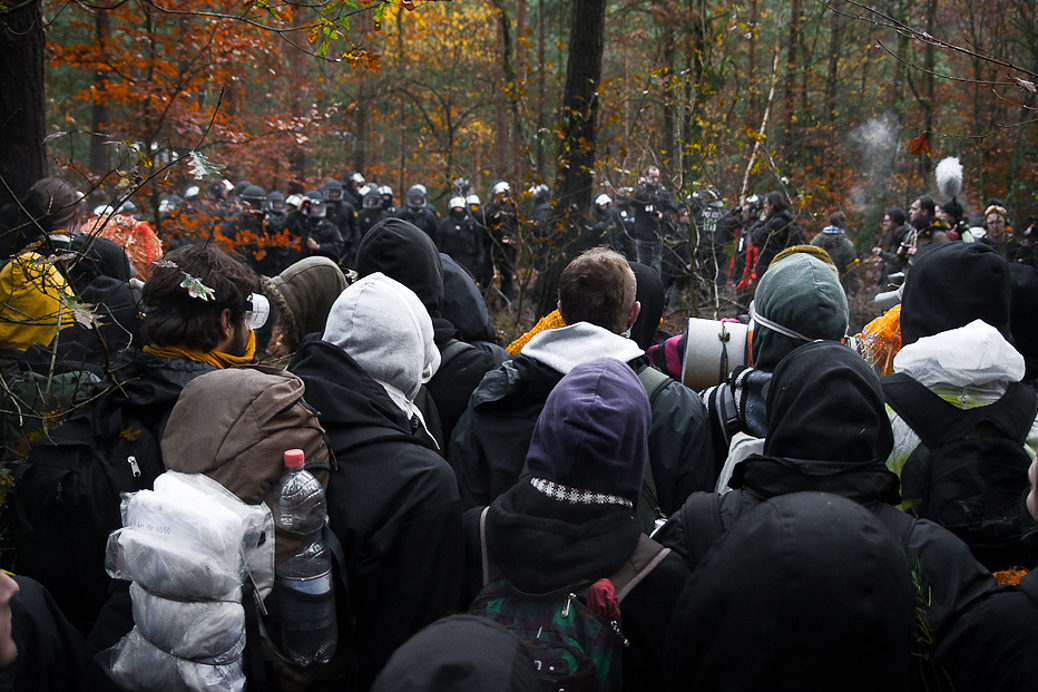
[751,253,849,370]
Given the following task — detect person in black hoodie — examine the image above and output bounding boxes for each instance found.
[655,340,998,649]
[289,274,464,691]
[354,218,499,446]
[749,190,801,283]
[465,358,690,692]
[665,492,917,692]
[371,615,539,692]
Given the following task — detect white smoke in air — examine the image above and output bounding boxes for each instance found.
[847,112,901,214]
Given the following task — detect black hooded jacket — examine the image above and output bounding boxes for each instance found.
[665,492,917,692]
[355,218,498,444]
[371,615,539,692]
[289,338,464,690]
[656,341,998,640]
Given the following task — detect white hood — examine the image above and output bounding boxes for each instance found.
[322,273,440,410]
[893,319,1024,389]
[520,322,644,373]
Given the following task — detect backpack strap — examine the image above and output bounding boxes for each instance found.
[610,534,671,603]
[882,373,1038,447]
[681,492,724,568]
[873,502,917,546]
[478,507,503,586]
[635,363,673,407]
[439,339,476,371]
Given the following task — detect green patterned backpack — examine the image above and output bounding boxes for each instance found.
[469,508,669,692]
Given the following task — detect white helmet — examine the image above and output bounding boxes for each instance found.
[492,181,510,197]
[449,196,466,210]
[595,194,611,208]
[285,194,304,209]
[466,194,481,207]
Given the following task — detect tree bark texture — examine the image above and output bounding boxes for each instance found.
[536,0,607,318]
[0,0,47,208]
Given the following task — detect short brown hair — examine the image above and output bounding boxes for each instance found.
[558,247,636,333]
[141,244,258,351]
[829,210,846,227]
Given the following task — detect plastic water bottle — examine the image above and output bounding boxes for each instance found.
[270,449,338,667]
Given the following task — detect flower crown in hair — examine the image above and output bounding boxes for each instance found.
[152,260,216,301]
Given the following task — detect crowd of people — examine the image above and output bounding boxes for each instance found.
[0,172,1038,691]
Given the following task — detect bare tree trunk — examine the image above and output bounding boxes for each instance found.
[0,0,47,209]
[88,11,111,183]
[287,7,308,192]
[825,7,840,124]
[535,0,546,179]
[920,0,936,176]
[747,0,759,120]
[782,0,801,151]
[535,0,607,317]
[354,10,375,175]
[515,0,527,181]
[494,5,510,179]
[660,11,677,179]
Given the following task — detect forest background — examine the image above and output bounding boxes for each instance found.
[3,0,1038,334]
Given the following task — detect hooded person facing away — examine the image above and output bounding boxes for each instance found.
[703,250,849,488]
[371,615,539,692]
[465,358,690,692]
[884,241,1038,569]
[656,340,998,648]
[288,273,463,691]
[665,492,916,692]
[354,218,499,447]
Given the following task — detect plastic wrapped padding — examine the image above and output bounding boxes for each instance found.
[102,627,246,692]
[130,583,246,660]
[106,472,271,599]
[107,529,243,600]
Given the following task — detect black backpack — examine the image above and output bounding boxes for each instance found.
[882,373,1038,570]
[8,390,166,631]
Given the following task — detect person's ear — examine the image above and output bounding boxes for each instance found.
[627,301,641,328]
[557,300,568,324]
[219,308,234,340]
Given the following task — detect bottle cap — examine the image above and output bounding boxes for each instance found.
[284,449,305,469]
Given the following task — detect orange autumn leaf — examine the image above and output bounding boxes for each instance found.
[908,132,930,155]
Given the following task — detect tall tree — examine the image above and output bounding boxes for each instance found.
[536,0,607,317]
[0,1,47,207]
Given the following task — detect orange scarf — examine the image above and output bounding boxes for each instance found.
[144,330,256,369]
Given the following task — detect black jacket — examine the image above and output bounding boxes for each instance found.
[450,350,715,517]
[289,338,464,690]
[656,341,998,641]
[750,208,798,278]
[371,615,539,692]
